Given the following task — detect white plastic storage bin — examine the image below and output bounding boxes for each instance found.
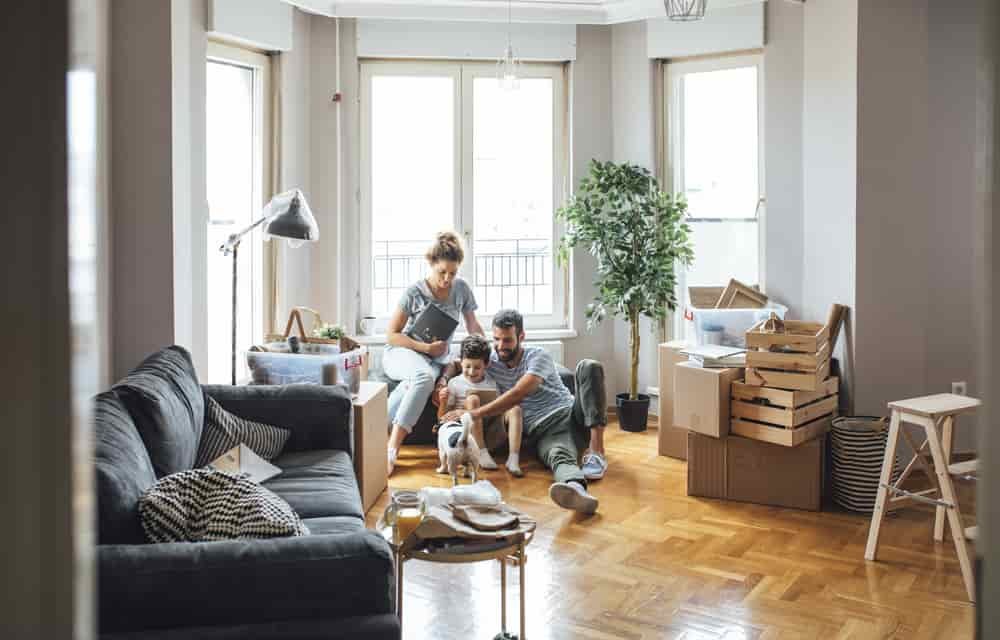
[245,341,368,392]
[684,286,788,348]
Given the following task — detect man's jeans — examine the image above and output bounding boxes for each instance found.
[526,359,607,485]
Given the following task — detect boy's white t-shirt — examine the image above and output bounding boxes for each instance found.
[446,373,499,409]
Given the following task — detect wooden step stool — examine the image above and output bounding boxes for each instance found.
[864,393,981,602]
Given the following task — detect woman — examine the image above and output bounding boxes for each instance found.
[384,231,484,474]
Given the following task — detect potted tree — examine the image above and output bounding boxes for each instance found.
[557,160,694,432]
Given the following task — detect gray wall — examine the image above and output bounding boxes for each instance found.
[853,0,981,454]
[980,0,999,623]
[609,20,660,401]
[763,0,804,316]
[3,0,99,636]
[802,0,857,406]
[564,25,615,397]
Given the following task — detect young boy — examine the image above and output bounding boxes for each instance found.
[439,335,524,476]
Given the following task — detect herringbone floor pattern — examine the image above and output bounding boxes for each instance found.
[366,423,975,639]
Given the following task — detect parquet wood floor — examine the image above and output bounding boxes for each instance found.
[365,422,975,639]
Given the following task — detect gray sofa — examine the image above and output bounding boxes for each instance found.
[95,346,400,640]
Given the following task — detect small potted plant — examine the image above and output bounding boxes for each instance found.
[313,323,346,341]
[557,160,694,431]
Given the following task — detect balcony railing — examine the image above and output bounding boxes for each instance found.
[372,238,552,315]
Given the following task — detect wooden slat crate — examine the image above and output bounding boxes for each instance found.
[745,358,831,391]
[730,377,839,447]
[746,319,829,354]
[731,414,834,447]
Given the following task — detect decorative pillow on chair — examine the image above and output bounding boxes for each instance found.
[195,395,290,467]
[139,468,309,542]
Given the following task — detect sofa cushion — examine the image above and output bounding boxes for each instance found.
[95,391,157,544]
[265,450,364,520]
[194,395,290,467]
[114,346,204,477]
[300,516,366,536]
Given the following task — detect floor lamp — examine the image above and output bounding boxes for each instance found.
[220,188,319,385]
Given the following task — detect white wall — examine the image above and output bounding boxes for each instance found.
[208,0,293,51]
[110,0,178,378]
[356,19,576,61]
[306,16,341,325]
[171,0,209,377]
[273,8,315,322]
[646,3,764,59]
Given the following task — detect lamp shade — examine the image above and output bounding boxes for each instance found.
[665,0,706,21]
[263,189,319,245]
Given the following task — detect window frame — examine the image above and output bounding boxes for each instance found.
[359,59,569,333]
[205,41,273,382]
[664,52,765,339]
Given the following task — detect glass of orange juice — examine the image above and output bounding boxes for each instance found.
[387,490,426,542]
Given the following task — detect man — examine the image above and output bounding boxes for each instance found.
[441,309,608,514]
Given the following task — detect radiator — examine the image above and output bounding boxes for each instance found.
[366,339,566,377]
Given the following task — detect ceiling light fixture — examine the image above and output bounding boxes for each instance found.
[497,0,519,90]
[665,0,707,21]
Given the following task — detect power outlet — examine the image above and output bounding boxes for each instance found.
[952,381,967,396]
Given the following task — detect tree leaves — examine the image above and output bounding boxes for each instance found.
[556,160,695,329]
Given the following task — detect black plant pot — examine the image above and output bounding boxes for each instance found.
[616,393,650,432]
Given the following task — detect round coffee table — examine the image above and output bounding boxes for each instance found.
[379,522,536,640]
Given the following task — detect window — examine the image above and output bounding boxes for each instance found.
[205,43,271,383]
[360,60,567,330]
[665,54,764,338]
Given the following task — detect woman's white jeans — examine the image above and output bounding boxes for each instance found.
[383,346,442,432]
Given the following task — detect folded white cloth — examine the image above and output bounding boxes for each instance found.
[419,480,501,510]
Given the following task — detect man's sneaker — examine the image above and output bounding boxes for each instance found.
[478,449,499,470]
[581,453,607,481]
[549,481,598,514]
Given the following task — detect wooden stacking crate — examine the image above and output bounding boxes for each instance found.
[744,320,830,391]
[730,377,839,447]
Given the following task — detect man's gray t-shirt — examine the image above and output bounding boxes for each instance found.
[488,346,573,430]
[393,277,477,365]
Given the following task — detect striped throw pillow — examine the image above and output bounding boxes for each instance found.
[195,395,290,468]
[140,468,308,542]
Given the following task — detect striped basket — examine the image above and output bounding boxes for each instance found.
[830,416,900,513]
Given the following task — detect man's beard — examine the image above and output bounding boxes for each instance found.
[497,342,520,363]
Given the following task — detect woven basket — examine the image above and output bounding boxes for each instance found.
[830,416,900,513]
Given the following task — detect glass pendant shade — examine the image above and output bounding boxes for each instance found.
[665,0,707,21]
[497,43,520,91]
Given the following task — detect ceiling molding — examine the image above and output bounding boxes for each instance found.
[283,0,764,25]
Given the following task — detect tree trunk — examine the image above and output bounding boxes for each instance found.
[629,312,640,400]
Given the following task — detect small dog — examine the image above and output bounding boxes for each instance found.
[436,413,480,486]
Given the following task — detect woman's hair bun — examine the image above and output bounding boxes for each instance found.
[426,231,465,264]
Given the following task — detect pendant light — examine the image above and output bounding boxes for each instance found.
[665,0,707,21]
[497,0,520,90]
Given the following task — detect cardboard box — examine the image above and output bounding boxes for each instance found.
[673,362,743,438]
[657,341,690,459]
[686,432,824,511]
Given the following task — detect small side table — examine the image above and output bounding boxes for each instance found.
[353,381,388,514]
[380,524,534,640]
